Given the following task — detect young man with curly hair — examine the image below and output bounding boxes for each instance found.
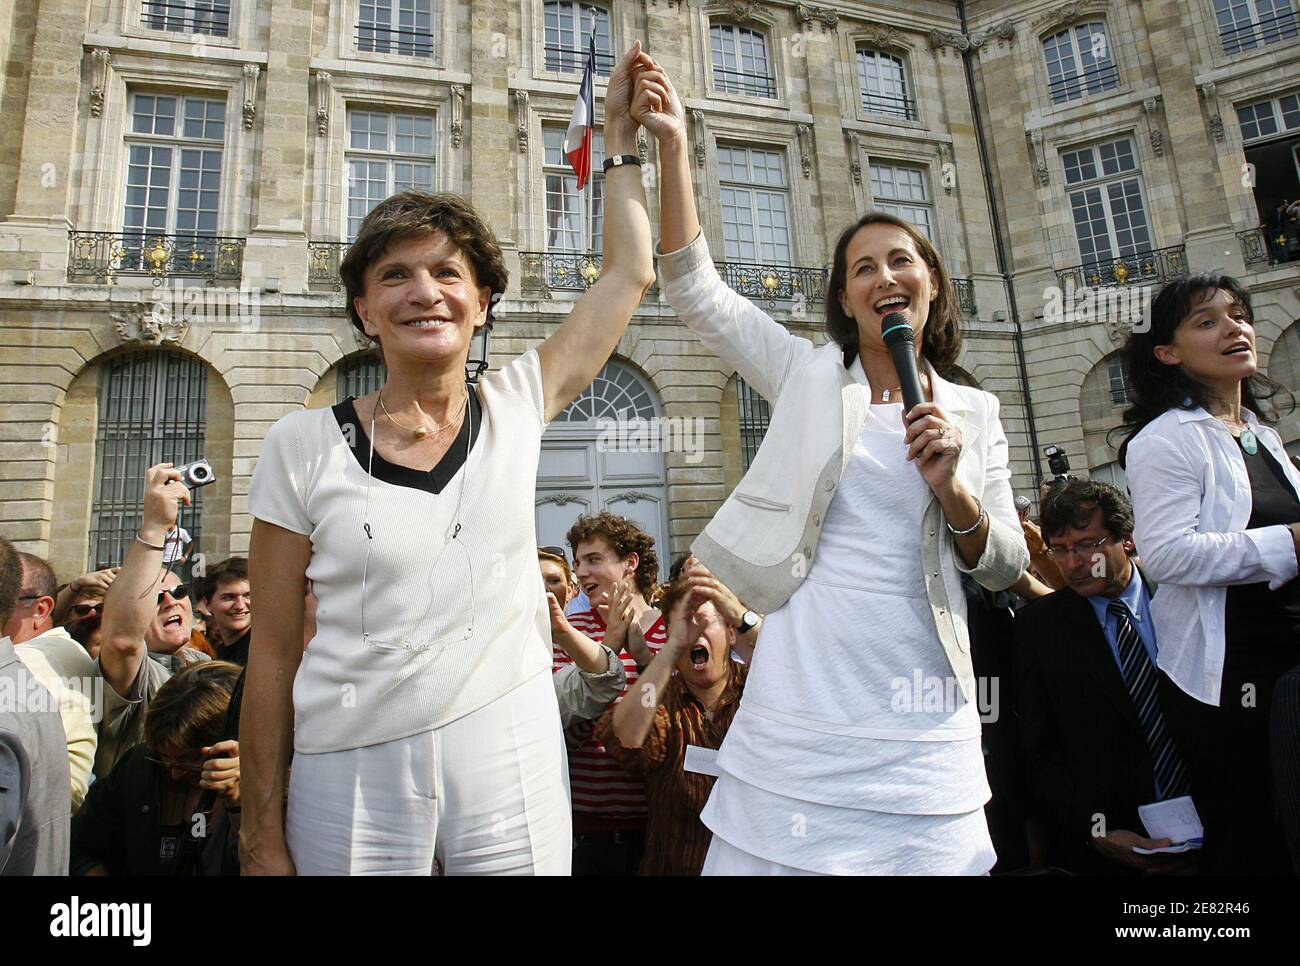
[559,512,666,875]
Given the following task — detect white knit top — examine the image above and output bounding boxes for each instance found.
[249,350,554,754]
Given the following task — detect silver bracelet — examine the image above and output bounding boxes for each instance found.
[946,498,987,537]
[134,531,166,551]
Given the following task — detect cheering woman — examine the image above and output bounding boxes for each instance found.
[240,44,657,875]
[1121,275,1298,875]
[632,66,1027,874]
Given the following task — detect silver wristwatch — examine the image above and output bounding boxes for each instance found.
[737,609,761,634]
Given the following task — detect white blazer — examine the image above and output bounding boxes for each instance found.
[658,233,1028,701]
[1125,405,1300,705]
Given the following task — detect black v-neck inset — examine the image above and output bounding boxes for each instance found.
[333,387,482,494]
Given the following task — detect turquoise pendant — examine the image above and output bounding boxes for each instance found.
[1240,427,1258,455]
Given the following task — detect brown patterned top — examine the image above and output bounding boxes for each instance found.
[597,660,748,875]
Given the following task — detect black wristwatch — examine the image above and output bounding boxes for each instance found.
[601,154,641,173]
[737,610,761,634]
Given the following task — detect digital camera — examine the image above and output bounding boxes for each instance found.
[175,458,217,488]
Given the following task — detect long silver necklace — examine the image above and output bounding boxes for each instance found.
[359,386,473,651]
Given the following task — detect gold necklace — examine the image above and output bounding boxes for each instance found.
[378,388,468,440]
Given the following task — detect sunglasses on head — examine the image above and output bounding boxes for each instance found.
[157,584,190,605]
[540,546,568,560]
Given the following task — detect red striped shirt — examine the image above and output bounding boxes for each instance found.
[552,607,666,833]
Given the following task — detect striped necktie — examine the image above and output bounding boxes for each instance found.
[1108,599,1189,800]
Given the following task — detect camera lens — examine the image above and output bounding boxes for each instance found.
[191,465,211,482]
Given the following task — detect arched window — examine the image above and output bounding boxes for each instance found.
[735,375,770,471]
[856,49,914,120]
[544,2,613,74]
[554,359,658,422]
[1266,322,1300,393]
[89,350,208,569]
[1041,21,1119,104]
[337,351,388,402]
[710,23,775,98]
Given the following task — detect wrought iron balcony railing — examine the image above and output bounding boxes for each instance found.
[357,22,435,58]
[68,231,245,285]
[1220,7,1299,56]
[861,90,918,121]
[543,44,615,75]
[954,278,976,318]
[141,0,231,37]
[712,65,777,99]
[1238,226,1297,267]
[1054,244,1187,290]
[308,240,351,290]
[1047,60,1120,105]
[715,261,827,308]
[520,251,604,296]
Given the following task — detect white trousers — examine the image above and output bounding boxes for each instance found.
[286,669,571,875]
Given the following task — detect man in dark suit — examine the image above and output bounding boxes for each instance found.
[1015,480,1193,875]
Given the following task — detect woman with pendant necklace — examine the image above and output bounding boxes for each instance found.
[631,63,1028,875]
[240,44,658,875]
[1120,274,1300,875]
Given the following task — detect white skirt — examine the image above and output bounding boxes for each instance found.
[700,771,996,876]
[286,668,571,875]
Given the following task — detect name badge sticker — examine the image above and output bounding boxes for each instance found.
[683,744,720,777]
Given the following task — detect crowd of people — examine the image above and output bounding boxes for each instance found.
[2,44,1298,877]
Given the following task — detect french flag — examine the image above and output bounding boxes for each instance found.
[564,28,598,191]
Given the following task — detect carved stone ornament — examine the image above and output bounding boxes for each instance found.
[315,71,332,137]
[515,89,529,152]
[352,326,378,350]
[796,124,811,177]
[1199,82,1225,143]
[536,493,583,507]
[607,490,656,505]
[112,300,189,346]
[1104,315,1128,346]
[450,84,464,148]
[89,48,111,118]
[971,21,1016,49]
[1029,129,1050,186]
[1032,0,1109,31]
[794,2,838,30]
[690,109,706,168]
[845,130,861,185]
[242,64,260,130]
[930,29,971,52]
[1143,96,1164,157]
[939,142,954,194]
[859,26,906,51]
[729,1,760,23]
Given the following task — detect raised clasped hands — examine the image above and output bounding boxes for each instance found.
[604,42,656,139]
[631,58,686,145]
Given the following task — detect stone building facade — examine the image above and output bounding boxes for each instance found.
[1,0,1297,582]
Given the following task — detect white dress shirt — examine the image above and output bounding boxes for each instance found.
[1125,405,1300,705]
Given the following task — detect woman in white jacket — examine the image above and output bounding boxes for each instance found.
[1120,274,1299,875]
[632,66,1027,874]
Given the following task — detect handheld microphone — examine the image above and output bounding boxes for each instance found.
[880,311,925,416]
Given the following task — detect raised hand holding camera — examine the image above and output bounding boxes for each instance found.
[139,462,192,547]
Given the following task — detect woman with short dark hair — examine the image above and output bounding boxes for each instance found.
[241,44,657,876]
[1120,273,1299,874]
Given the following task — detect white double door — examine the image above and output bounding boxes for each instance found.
[535,422,670,583]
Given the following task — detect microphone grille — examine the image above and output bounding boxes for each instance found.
[881,311,914,345]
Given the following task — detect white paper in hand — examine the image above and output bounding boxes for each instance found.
[1134,795,1203,854]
